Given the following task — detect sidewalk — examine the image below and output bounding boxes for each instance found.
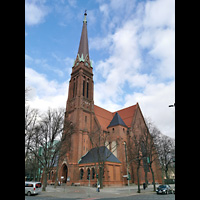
[40,184,175,199]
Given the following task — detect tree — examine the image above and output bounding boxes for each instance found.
[25,106,39,159]
[157,135,175,182]
[128,134,143,193]
[28,108,67,191]
[144,118,161,191]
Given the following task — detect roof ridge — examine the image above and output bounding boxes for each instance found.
[94,104,112,114]
[113,103,137,114]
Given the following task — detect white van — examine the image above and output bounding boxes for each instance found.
[25,181,42,196]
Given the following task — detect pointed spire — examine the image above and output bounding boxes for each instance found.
[78,11,89,60]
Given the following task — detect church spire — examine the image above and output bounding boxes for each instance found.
[77,11,89,60]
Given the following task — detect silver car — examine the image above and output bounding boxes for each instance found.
[25,181,42,196]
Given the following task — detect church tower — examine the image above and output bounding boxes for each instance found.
[57,11,162,187]
[64,11,95,177]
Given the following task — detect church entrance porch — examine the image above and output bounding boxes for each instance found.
[61,164,68,184]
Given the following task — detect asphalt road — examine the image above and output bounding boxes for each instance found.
[25,193,175,200]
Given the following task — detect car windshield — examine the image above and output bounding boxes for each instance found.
[159,185,167,188]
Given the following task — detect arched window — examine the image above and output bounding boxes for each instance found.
[87,168,90,180]
[92,168,95,179]
[86,79,89,98]
[80,169,84,180]
[83,80,85,96]
[73,78,76,98]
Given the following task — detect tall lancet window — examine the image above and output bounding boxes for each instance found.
[73,78,76,98]
[86,79,89,98]
[83,79,85,96]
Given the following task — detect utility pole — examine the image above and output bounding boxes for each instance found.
[124,141,130,194]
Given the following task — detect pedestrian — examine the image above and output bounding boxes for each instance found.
[97,183,100,192]
[143,182,146,190]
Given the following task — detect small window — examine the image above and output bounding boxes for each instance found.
[112,128,115,133]
[36,183,41,188]
[25,183,33,187]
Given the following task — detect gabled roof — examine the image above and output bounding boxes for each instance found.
[78,146,121,164]
[113,104,138,128]
[94,103,138,131]
[107,112,127,128]
[94,105,113,130]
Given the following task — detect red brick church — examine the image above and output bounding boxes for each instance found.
[52,12,162,187]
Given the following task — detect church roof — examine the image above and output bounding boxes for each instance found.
[94,103,138,131]
[107,112,127,128]
[77,11,89,59]
[78,146,121,164]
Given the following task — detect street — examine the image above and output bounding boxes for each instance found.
[25,193,175,200]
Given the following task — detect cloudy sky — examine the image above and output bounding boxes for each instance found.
[25,0,175,138]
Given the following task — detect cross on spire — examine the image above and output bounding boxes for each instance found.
[83,10,87,24]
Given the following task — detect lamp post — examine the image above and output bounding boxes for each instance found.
[169,103,175,107]
[124,141,130,194]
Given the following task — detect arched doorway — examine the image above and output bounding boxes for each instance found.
[61,164,68,183]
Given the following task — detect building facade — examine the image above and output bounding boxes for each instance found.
[56,12,162,186]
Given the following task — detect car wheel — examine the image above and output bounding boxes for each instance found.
[27,191,31,196]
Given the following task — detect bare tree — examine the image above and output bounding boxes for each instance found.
[146,119,175,184]
[25,105,39,159]
[129,134,143,193]
[144,118,161,191]
[157,135,175,182]
[28,108,66,191]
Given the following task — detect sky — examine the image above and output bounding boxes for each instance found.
[25,0,175,139]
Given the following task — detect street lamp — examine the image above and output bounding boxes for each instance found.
[169,103,175,107]
[123,141,130,194]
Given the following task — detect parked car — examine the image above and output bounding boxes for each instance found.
[156,185,173,194]
[25,181,42,196]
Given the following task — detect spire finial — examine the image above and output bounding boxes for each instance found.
[83,10,87,23]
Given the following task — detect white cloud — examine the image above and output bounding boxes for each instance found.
[25,0,50,26]
[92,0,175,138]
[25,67,68,111]
[143,0,175,28]
[124,81,175,138]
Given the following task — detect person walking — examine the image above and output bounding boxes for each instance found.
[97,183,100,192]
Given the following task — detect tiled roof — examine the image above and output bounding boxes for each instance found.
[113,104,137,128]
[78,146,121,164]
[94,103,138,131]
[94,105,113,131]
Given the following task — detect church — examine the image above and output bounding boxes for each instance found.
[53,12,162,187]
